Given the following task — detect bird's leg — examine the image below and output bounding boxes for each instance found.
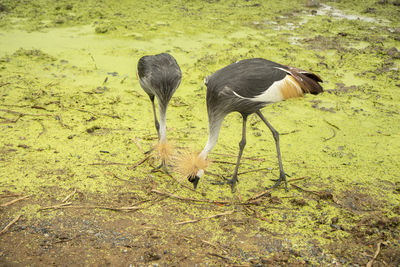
[150,95,160,140]
[143,96,160,155]
[227,114,248,192]
[256,110,288,192]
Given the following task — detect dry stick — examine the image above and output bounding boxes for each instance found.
[0,215,22,235]
[323,128,337,142]
[0,193,23,198]
[238,167,271,176]
[212,152,265,162]
[324,119,341,130]
[287,176,309,183]
[151,168,204,195]
[76,108,119,119]
[132,137,146,154]
[0,109,51,117]
[0,114,22,124]
[176,210,234,225]
[90,161,130,166]
[366,241,388,267]
[238,187,271,223]
[36,119,46,137]
[201,240,227,253]
[151,189,230,205]
[54,115,72,129]
[38,202,141,212]
[38,202,72,211]
[208,252,232,262]
[0,82,11,87]
[246,177,309,203]
[127,155,150,170]
[0,195,30,207]
[247,190,271,203]
[62,189,76,203]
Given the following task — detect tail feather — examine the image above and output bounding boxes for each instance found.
[288,67,323,95]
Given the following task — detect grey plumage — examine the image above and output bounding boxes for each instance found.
[137,53,182,168]
[137,53,182,112]
[191,58,323,191]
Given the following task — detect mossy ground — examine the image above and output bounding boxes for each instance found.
[1,0,400,265]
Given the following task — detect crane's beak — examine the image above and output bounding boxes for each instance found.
[188,175,200,190]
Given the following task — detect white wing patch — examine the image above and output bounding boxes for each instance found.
[250,78,286,103]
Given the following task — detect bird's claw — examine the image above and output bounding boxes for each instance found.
[210,176,238,192]
[227,178,238,193]
[150,162,169,174]
[268,172,289,192]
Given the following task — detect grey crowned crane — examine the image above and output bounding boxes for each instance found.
[137,53,182,170]
[184,58,323,191]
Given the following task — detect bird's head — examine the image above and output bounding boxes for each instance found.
[188,169,204,190]
[176,150,209,190]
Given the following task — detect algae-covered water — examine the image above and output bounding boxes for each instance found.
[1,0,399,265]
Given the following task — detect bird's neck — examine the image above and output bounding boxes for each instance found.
[199,116,224,160]
[158,103,168,144]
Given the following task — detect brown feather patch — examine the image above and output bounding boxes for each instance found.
[280,75,303,100]
[154,141,174,162]
[174,150,209,179]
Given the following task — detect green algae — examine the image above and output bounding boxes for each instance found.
[1,0,400,265]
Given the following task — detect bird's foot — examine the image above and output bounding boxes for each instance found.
[210,176,238,192]
[150,162,169,174]
[226,177,238,193]
[268,172,289,192]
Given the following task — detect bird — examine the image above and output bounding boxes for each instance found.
[185,58,323,191]
[137,53,182,170]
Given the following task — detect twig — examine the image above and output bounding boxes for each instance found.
[76,108,119,119]
[247,190,271,202]
[62,189,76,203]
[287,176,309,183]
[127,155,150,170]
[0,109,51,117]
[176,210,234,225]
[89,53,98,70]
[0,215,22,235]
[151,189,230,205]
[323,128,336,142]
[238,168,271,176]
[132,137,146,154]
[0,193,23,198]
[212,152,265,162]
[90,162,130,166]
[201,239,227,254]
[245,205,271,222]
[38,202,72,210]
[39,203,141,212]
[35,119,46,137]
[0,114,22,124]
[324,119,340,130]
[0,195,30,207]
[290,183,319,195]
[0,82,11,87]
[208,252,231,262]
[366,241,388,267]
[54,115,72,129]
[150,168,205,195]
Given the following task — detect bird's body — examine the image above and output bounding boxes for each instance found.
[137,53,182,167]
[189,58,323,190]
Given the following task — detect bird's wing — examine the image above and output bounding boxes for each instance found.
[207,59,287,99]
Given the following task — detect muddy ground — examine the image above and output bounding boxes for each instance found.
[0,0,400,266]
